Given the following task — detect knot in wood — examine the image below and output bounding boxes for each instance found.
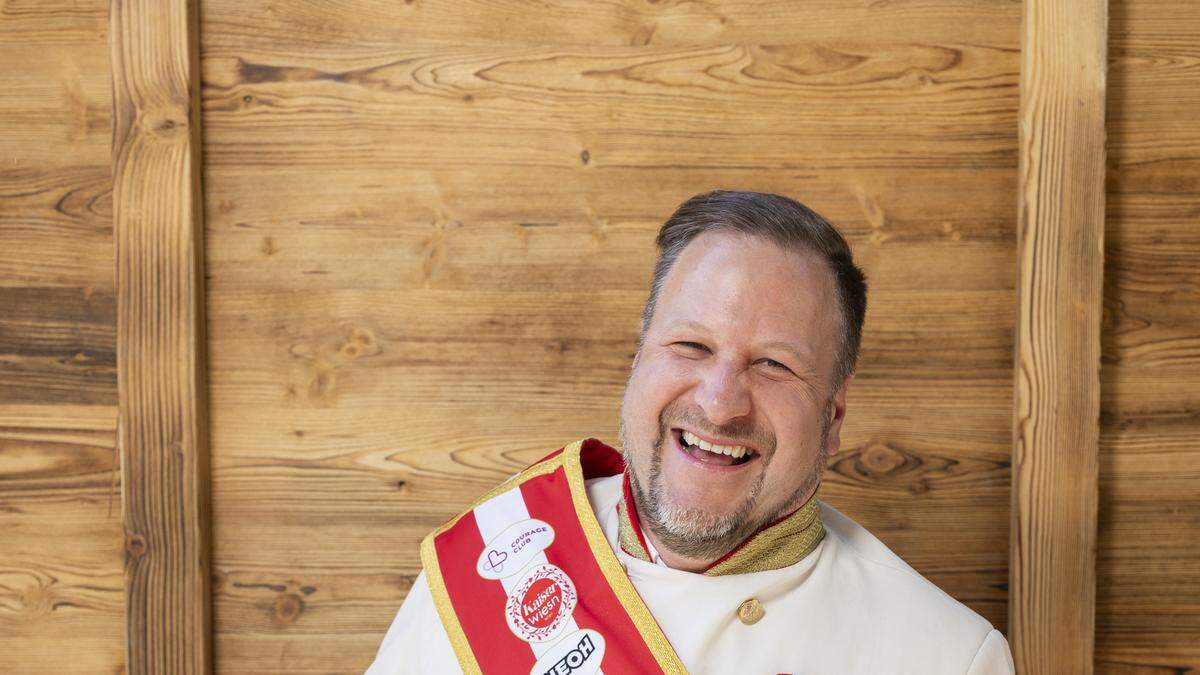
[124,532,148,559]
[860,441,908,476]
[272,593,305,626]
[20,579,52,616]
[339,326,379,360]
[139,108,188,140]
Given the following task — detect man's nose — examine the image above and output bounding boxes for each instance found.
[695,361,751,426]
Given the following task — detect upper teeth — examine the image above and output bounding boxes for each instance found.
[682,430,750,459]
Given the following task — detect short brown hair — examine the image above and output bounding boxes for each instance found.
[640,190,868,393]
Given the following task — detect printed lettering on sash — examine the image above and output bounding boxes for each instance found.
[529,629,605,675]
[476,518,556,580]
[505,563,577,643]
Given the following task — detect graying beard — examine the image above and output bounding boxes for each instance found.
[624,428,765,559]
[620,414,830,562]
[639,467,764,560]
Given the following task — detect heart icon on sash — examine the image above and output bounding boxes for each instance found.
[485,549,508,573]
[476,519,556,580]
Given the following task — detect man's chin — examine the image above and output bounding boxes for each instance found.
[656,482,755,524]
[661,498,740,528]
[644,495,758,554]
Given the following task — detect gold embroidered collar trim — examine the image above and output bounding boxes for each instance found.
[616,471,825,576]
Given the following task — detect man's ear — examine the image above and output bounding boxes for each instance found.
[824,373,853,458]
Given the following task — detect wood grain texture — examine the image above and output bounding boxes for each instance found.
[0,23,116,406]
[199,0,1019,670]
[198,43,1018,172]
[200,0,1017,50]
[110,0,212,672]
[1009,0,1108,671]
[0,405,123,673]
[0,0,123,672]
[1096,0,1200,672]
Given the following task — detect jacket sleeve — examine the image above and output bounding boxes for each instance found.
[965,629,1016,675]
[364,571,463,674]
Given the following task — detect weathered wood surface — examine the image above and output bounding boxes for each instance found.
[111,0,212,672]
[0,0,124,673]
[1096,0,1200,672]
[200,1,1020,670]
[1009,0,1108,671]
[0,406,124,672]
[5,0,1195,671]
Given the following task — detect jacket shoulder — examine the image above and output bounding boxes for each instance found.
[818,501,998,657]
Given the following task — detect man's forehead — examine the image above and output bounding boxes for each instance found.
[671,230,832,283]
[662,233,837,317]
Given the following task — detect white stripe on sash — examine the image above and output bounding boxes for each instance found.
[472,484,601,672]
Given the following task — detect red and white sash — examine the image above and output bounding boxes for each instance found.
[420,438,686,674]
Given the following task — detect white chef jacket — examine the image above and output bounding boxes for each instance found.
[367,474,1015,674]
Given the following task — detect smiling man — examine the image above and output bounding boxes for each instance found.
[367,191,1015,674]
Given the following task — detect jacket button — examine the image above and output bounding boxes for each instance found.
[737,598,765,625]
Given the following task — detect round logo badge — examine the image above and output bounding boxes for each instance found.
[505,563,577,643]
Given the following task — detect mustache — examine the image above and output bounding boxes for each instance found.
[656,401,772,452]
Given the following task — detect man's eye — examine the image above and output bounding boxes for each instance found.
[760,358,792,373]
[674,341,709,354]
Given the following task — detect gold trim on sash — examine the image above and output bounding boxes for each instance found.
[420,533,481,675]
[561,442,689,674]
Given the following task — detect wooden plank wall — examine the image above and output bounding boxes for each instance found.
[110,0,213,671]
[1009,0,1107,670]
[1096,0,1200,672]
[4,0,1197,672]
[198,0,1020,670]
[0,1,124,673]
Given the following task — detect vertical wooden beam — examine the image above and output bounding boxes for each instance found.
[111,0,211,672]
[1010,0,1107,672]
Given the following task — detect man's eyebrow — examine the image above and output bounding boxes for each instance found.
[662,320,711,335]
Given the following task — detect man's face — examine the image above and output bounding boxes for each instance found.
[619,230,850,559]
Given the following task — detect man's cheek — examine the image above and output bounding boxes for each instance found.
[639,361,692,406]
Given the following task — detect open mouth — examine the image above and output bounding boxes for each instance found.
[671,428,759,468]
